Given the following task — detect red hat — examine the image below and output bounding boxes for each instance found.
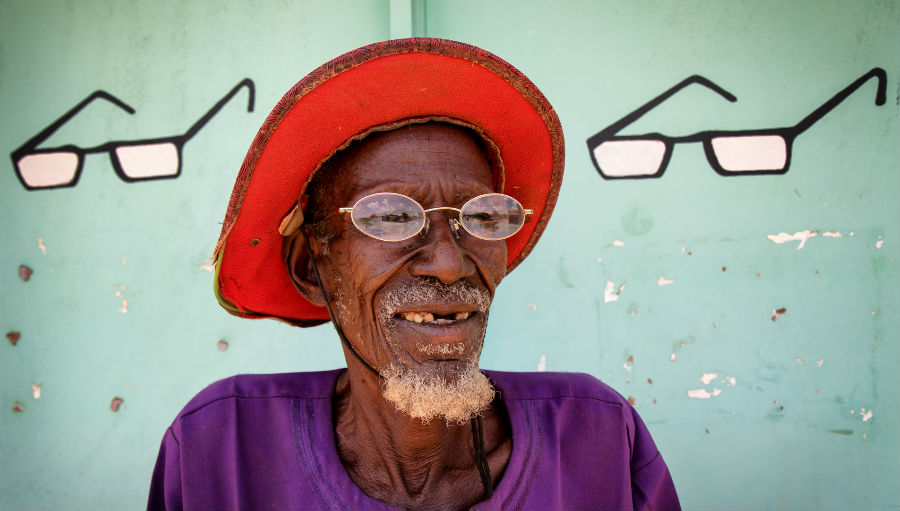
[213,38,564,326]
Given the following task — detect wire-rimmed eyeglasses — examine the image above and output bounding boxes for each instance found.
[586,68,886,179]
[338,192,533,242]
[10,78,255,190]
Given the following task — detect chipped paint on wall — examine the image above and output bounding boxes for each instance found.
[200,258,215,272]
[686,388,723,399]
[604,280,625,303]
[657,276,675,286]
[612,240,625,247]
[32,383,42,399]
[537,354,546,372]
[700,372,718,384]
[822,231,842,238]
[114,285,128,314]
[6,332,21,346]
[875,234,883,249]
[767,230,818,249]
[110,397,124,412]
[795,357,805,365]
[37,236,47,254]
[217,339,229,351]
[18,264,33,281]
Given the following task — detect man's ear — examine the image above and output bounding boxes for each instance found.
[283,231,328,307]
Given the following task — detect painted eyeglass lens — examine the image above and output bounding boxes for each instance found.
[16,152,79,188]
[710,135,787,172]
[350,192,426,241]
[115,142,180,179]
[593,140,667,177]
[461,193,526,240]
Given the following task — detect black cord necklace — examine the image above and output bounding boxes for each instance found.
[303,233,493,501]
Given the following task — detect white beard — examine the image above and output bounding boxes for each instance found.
[380,361,495,425]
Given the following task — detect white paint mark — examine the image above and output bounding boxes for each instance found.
[686,388,723,399]
[32,383,42,399]
[537,354,546,372]
[767,230,818,250]
[723,376,737,386]
[114,287,129,314]
[849,232,854,236]
[200,259,215,272]
[795,357,805,366]
[822,231,842,238]
[603,280,625,303]
[669,353,677,362]
[861,408,874,422]
[623,362,633,373]
[657,276,675,286]
[528,303,537,310]
[37,237,47,255]
[700,372,718,385]
[612,240,625,247]
[816,359,824,367]
[875,240,883,249]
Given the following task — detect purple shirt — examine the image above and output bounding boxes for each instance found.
[148,369,679,510]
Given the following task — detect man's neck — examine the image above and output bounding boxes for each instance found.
[332,366,512,510]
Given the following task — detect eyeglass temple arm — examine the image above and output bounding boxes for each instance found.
[792,67,887,134]
[182,78,255,141]
[588,75,737,142]
[11,90,135,159]
[340,206,533,215]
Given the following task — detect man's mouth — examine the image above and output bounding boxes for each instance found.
[398,311,472,325]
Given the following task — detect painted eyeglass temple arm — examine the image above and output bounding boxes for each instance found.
[792,67,887,134]
[181,78,255,141]
[11,90,136,159]
[589,74,738,142]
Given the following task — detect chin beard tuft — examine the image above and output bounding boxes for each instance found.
[380,361,495,425]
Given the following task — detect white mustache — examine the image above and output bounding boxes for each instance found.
[380,278,491,320]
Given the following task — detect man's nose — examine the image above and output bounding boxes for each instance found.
[408,215,477,284]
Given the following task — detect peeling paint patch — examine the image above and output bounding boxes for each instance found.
[767,230,818,249]
[860,408,874,422]
[537,354,546,372]
[795,357,805,366]
[612,240,625,247]
[6,332,20,346]
[604,280,625,303]
[723,376,737,386]
[627,396,636,406]
[647,378,653,384]
[669,353,677,362]
[657,276,675,286]
[114,286,129,314]
[686,388,722,399]
[12,401,24,413]
[37,237,47,255]
[528,303,537,310]
[875,234,883,249]
[817,359,824,367]
[32,383,42,399]
[771,307,787,321]
[18,265,33,281]
[217,339,229,351]
[700,372,718,385]
[822,231,842,238]
[110,397,124,412]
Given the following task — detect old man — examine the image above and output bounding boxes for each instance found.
[148,38,679,510]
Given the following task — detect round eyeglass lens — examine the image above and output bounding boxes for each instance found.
[350,192,426,241]
[460,193,526,240]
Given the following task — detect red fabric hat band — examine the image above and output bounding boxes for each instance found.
[214,38,564,326]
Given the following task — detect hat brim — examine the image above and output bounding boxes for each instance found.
[214,38,564,325]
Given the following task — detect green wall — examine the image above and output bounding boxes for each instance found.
[1,1,897,509]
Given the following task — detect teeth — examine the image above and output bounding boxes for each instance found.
[400,311,472,324]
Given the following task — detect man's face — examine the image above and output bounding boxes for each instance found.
[309,123,507,418]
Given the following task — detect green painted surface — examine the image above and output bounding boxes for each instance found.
[1,1,897,509]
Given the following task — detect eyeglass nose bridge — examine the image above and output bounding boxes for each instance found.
[419,206,463,240]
